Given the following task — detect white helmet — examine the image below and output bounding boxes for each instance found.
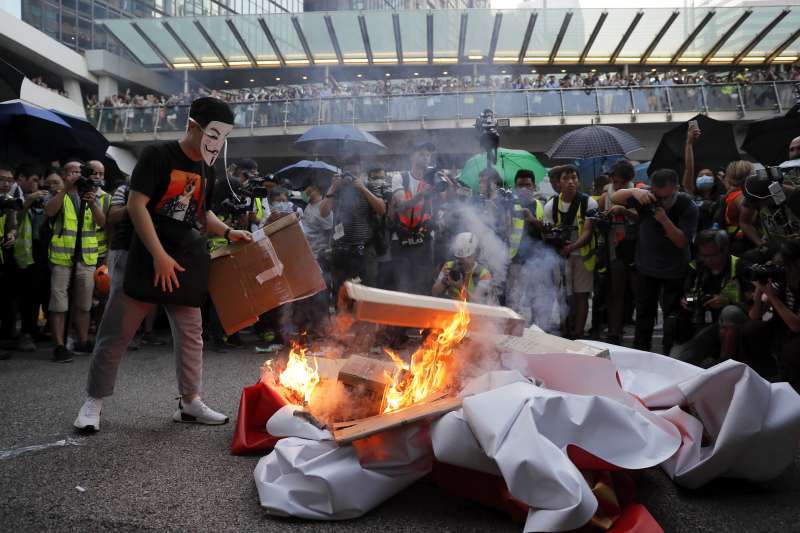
[452,232,479,259]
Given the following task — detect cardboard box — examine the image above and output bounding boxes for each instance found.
[209,214,326,335]
[493,325,610,358]
[343,282,525,337]
[338,354,398,417]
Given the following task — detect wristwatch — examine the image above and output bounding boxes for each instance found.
[224,227,232,242]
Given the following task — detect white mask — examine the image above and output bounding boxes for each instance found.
[190,118,233,167]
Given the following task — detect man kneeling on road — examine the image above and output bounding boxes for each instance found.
[74,97,252,432]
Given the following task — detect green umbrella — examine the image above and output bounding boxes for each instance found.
[460,148,547,191]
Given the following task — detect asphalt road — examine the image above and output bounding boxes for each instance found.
[1,341,798,533]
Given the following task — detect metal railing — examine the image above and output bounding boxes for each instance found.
[87,81,798,136]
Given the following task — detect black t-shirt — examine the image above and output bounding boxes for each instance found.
[130,141,215,229]
[626,192,699,279]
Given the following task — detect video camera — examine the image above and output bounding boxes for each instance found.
[474,109,509,168]
[0,196,23,211]
[742,261,786,284]
[75,164,103,196]
[240,171,271,198]
[541,224,577,250]
[423,166,449,193]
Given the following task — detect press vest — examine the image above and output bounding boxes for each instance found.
[443,260,491,300]
[14,210,33,269]
[95,190,112,258]
[553,192,596,271]
[49,195,98,267]
[689,256,742,306]
[509,200,543,259]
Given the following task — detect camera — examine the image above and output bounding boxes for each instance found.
[474,109,509,167]
[423,166,449,193]
[743,261,786,284]
[541,224,576,250]
[448,264,464,284]
[240,172,270,198]
[0,196,23,211]
[685,292,713,327]
[641,199,664,217]
[75,164,102,196]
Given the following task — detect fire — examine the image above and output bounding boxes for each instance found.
[277,342,320,404]
[382,303,470,413]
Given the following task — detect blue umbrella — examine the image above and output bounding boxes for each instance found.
[294,125,386,159]
[0,100,75,160]
[274,159,339,191]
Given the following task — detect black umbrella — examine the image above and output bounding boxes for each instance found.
[294,125,386,159]
[273,159,339,191]
[51,109,110,161]
[545,125,642,160]
[0,99,76,161]
[0,58,25,102]
[741,107,800,167]
[648,114,739,177]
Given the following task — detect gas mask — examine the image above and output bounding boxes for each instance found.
[190,118,233,167]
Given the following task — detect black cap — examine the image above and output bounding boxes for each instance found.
[237,158,257,171]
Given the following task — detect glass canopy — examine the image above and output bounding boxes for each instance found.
[101,5,800,69]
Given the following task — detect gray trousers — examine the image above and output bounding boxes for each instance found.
[86,249,204,399]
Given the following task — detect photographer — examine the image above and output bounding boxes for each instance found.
[321,155,388,301]
[12,164,51,353]
[671,230,748,365]
[543,165,598,339]
[598,160,638,345]
[44,159,107,362]
[739,173,800,249]
[506,169,545,316]
[739,239,800,389]
[612,169,699,354]
[432,232,493,304]
[0,163,20,351]
[87,160,112,266]
[389,142,437,295]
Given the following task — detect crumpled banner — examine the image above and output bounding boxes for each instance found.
[254,408,433,520]
[585,342,800,489]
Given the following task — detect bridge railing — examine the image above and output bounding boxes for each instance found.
[88,81,798,136]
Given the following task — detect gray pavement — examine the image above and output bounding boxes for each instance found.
[0,341,798,532]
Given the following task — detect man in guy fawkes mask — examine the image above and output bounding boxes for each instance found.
[612,169,699,354]
[75,97,253,433]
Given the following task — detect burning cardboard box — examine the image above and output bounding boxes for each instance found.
[209,214,326,335]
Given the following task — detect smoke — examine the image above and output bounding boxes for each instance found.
[450,201,512,287]
[510,241,568,334]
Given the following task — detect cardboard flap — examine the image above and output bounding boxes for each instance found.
[210,213,299,260]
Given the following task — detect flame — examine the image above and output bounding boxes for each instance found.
[382,302,470,413]
[278,341,320,404]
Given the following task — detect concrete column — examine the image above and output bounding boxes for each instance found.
[62,77,83,106]
[623,64,629,77]
[98,75,119,100]
[183,70,189,94]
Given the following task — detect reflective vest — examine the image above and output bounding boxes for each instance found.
[395,172,433,245]
[255,197,264,224]
[443,260,491,300]
[14,211,34,269]
[509,200,543,259]
[554,192,596,271]
[49,195,98,267]
[689,256,742,305]
[95,190,112,257]
[208,211,231,253]
[723,189,744,239]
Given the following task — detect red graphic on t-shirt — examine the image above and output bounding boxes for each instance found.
[155,169,202,223]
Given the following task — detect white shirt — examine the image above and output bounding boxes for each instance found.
[390,171,425,196]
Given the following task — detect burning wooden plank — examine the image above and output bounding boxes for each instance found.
[343,282,525,336]
[332,396,463,444]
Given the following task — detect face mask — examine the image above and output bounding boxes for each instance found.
[272,201,294,214]
[696,175,714,191]
[190,118,233,167]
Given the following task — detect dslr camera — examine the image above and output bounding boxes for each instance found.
[423,166,449,193]
[641,199,664,217]
[743,261,786,284]
[685,292,713,327]
[0,196,23,211]
[541,224,576,250]
[75,164,102,196]
[448,263,464,284]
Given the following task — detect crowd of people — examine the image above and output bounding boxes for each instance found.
[2,95,800,432]
[85,66,800,131]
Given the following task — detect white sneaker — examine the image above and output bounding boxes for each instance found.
[173,398,229,425]
[74,398,103,431]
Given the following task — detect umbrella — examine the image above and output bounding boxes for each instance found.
[741,107,800,167]
[545,125,642,160]
[294,125,386,159]
[51,109,110,161]
[273,159,339,191]
[0,99,75,160]
[460,148,547,192]
[648,114,739,177]
[0,58,25,102]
